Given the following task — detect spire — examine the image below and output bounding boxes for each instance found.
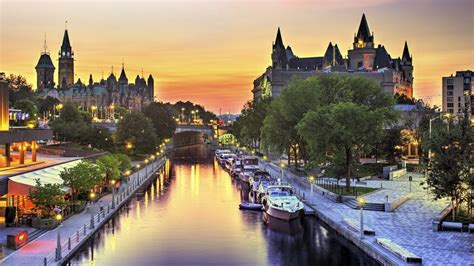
[274,27,284,48]
[119,63,127,81]
[89,74,93,86]
[355,14,373,44]
[42,33,49,54]
[61,29,71,50]
[402,41,412,62]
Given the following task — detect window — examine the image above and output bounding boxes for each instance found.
[447,91,454,96]
[448,109,454,113]
[447,103,454,108]
[447,78,453,85]
[447,85,454,90]
[447,97,453,102]
[458,102,461,107]
[357,62,363,68]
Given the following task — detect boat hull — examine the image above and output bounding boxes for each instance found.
[264,205,301,221]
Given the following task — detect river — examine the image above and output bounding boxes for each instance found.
[68,145,378,266]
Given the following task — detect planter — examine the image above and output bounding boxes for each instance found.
[31,217,58,230]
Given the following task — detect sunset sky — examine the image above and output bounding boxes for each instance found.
[0,0,472,113]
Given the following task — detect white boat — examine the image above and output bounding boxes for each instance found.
[215,149,231,158]
[239,156,260,183]
[262,183,304,221]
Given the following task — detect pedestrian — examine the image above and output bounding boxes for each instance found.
[99,200,103,212]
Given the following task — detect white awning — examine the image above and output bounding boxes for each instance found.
[9,159,82,191]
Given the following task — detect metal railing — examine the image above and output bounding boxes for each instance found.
[41,157,166,266]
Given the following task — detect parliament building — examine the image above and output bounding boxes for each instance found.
[252,14,414,100]
[35,28,155,112]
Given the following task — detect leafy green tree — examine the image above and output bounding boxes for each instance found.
[96,154,121,183]
[116,112,158,155]
[173,101,217,123]
[13,99,38,118]
[114,106,129,119]
[114,153,132,172]
[294,75,396,189]
[422,114,473,220]
[28,180,65,217]
[233,98,270,151]
[61,161,102,202]
[6,74,35,105]
[142,102,177,143]
[37,96,60,116]
[80,126,115,151]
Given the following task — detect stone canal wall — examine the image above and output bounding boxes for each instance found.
[260,161,406,266]
[45,156,168,266]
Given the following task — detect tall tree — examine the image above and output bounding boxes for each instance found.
[96,154,121,184]
[295,75,396,189]
[116,112,158,155]
[422,114,473,220]
[60,161,102,202]
[142,102,177,143]
[233,98,271,150]
[29,180,66,217]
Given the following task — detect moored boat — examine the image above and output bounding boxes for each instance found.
[262,183,304,220]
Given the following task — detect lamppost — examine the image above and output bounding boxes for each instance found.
[144,159,149,178]
[280,163,285,182]
[111,179,116,209]
[309,175,315,196]
[357,197,366,239]
[181,107,185,124]
[136,164,141,182]
[55,213,63,261]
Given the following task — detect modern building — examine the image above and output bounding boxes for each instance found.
[442,70,473,119]
[37,28,155,112]
[0,72,53,211]
[252,14,414,100]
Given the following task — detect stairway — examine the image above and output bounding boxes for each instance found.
[343,199,385,212]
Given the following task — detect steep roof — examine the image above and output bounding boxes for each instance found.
[119,66,128,81]
[61,30,71,50]
[323,42,345,66]
[35,53,55,69]
[274,27,284,49]
[402,41,412,62]
[288,57,323,70]
[356,14,373,43]
[374,45,392,69]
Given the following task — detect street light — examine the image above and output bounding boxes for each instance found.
[357,197,366,239]
[136,164,141,180]
[144,159,149,177]
[280,163,285,181]
[55,213,63,261]
[309,175,315,195]
[111,179,116,209]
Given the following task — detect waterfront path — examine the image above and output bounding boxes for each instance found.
[262,162,474,265]
[1,157,166,266]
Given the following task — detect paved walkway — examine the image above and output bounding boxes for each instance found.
[0,158,163,266]
[263,162,474,265]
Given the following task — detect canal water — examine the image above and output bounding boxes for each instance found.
[68,145,378,266]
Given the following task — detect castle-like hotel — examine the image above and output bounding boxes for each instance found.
[35,28,155,112]
[252,14,414,100]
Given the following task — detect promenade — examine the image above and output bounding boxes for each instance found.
[262,162,474,265]
[1,157,166,266]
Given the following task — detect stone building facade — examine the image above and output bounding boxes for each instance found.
[252,14,414,100]
[36,28,155,112]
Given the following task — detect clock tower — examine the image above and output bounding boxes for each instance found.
[58,27,74,89]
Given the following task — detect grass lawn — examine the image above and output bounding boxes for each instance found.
[317,184,378,196]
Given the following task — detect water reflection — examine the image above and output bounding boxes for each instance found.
[69,145,378,266]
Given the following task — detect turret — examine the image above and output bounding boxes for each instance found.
[353,14,374,49]
[35,36,55,92]
[147,74,154,100]
[271,28,288,69]
[58,26,74,89]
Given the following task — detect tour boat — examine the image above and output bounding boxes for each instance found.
[262,183,304,221]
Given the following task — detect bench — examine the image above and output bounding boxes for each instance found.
[469,224,474,233]
[441,221,463,232]
[376,238,422,264]
[343,218,375,235]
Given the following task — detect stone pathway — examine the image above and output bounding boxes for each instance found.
[263,162,474,265]
[0,158,163,266]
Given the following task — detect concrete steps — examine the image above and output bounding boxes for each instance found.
[344,199,385,212]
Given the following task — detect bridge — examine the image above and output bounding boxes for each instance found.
[174,124,214,136]
[172,124,216,149]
